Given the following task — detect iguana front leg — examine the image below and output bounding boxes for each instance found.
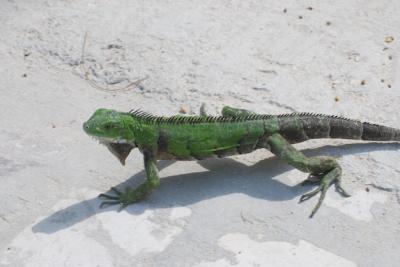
[267,133,350,218]
[99,151,160,209]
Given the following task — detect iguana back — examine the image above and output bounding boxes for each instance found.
[128,111,400,160]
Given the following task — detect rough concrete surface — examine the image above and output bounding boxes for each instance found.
[1,0,400,266]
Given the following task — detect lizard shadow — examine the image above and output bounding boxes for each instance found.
[32,142,400,234]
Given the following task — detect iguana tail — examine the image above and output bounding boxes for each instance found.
[277,113,400,143]
[359,121,400,141]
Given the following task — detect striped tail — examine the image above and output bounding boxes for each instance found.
[360,121,400,141]
[276,113,400,143]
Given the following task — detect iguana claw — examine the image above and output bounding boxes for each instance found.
[98,194,119,200]
[99,200,120,208]
[298,167,351,218]
[98,186,141,209]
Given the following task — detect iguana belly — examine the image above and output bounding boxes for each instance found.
[155,143,258,160]
[155,121,266,160]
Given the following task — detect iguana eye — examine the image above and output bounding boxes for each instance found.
[104,123,113,130]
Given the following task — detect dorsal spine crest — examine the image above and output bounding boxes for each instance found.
[127,110,361,125]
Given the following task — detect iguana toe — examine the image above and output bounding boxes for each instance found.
[298,166,350,218]
[99,200,120,208]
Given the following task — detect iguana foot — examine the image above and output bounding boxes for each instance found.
[221,106,256,117]
[99,187,142,210]
[200,104,257,117]
[299,167,350,218]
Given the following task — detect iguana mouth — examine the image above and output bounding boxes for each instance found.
[92,137,135,165]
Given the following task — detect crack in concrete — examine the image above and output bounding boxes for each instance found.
[366,183,400,206]
[266,100,298,113]
[0,215,9,224]
[366,183,397,192]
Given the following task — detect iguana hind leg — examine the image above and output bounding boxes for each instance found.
[199,103,256,117]
[221,106,256,117]
[267,133,350,218]
[99,151,160,209]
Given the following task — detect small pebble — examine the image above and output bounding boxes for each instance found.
[22,73,27,78]
[107,44,123,49]
[326,21,331,26]
[334,96,340,102]
[385,36,394,43]
[361,80,366,85]
[179,107,188,114]
[307,7,313,11]
[283,8,287,13]
[388,84,392,88]
[365,187,370,192]
[298,15,303,19]
[380,79,385,83]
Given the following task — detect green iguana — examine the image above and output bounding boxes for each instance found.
[83,106,400,217]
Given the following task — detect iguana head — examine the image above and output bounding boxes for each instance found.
[83,108,135,165]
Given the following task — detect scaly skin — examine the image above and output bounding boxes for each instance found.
[83,107,400,217]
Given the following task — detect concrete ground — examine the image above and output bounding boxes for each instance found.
[1,1,400,266]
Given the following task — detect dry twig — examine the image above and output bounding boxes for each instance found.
[79,32,148,92]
